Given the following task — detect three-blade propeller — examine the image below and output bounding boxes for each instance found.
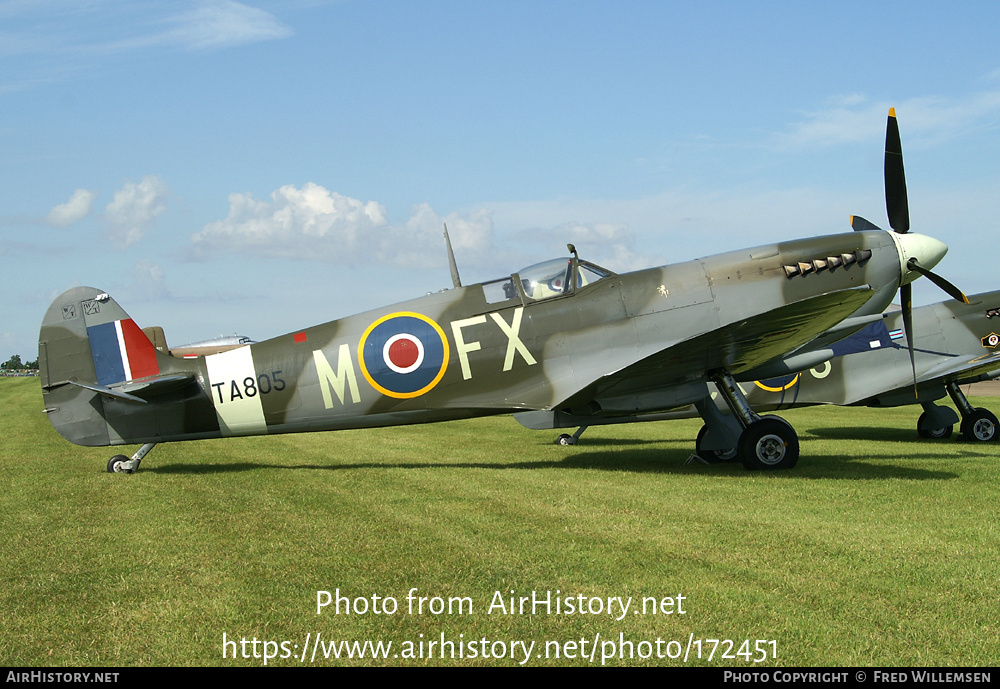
[852,108,969,394]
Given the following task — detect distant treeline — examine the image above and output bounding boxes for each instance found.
[2,355,39,372]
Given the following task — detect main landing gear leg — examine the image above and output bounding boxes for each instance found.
[556,426,589,446]
[946,382,999,442]
[693,393,741,463]
[107,443,156,474]
[709,371,799,470]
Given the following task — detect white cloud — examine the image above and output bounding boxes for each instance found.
[95,1,293,54]
[488,186,860,272]
[46,188,97,227]
[399,203,497,267]
[104,175,170,247]
[192,184,501,269]
[513,220,651,273]
[776,90,1000,150]
[1,1,293,56]
[130,259,170,300]
[194,183,386,256]
[159,0,293,51]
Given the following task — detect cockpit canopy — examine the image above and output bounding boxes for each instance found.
[481,256,614,304]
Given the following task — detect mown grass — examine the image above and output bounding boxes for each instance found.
[1,377,997,666]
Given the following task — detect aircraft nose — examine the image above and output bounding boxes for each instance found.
[892,232,949,286]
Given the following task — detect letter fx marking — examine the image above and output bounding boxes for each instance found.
[490,308,536,371]
[450,307,536,380]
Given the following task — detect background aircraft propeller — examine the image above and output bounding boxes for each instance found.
[851,109,970,393]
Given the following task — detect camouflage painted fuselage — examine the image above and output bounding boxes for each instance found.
[39,230,906,448]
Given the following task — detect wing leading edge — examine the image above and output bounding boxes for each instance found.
[554,284,876,415]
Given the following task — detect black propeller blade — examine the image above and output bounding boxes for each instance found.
[906,258,970,304]
[850,215,883,233]
[855,109,969,396]
[885,107,910,234]
[900,282,917,392]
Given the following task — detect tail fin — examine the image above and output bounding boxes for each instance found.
[38,287,198,447]
[39,287,163,391]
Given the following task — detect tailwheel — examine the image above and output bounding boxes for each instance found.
[917,412,953,439]
[738,416,799,471]
[960,408,999,442]
[107,455,132,474]
[696,425,737,463]
[105,443,156,474]
[555,426,589,446]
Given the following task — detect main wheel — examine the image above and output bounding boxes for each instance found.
[738,417,799,470]
[961,408,999,442]
[556,433,576,446]
[917,412,953,439]
[696,425,737,463]
[107,455,132,474]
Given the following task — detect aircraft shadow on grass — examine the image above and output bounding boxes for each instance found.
[145,443,960,481]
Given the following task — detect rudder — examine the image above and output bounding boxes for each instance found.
[39,287,163,391]
[39,287,169,446]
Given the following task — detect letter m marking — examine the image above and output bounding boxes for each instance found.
[313,345,361,408]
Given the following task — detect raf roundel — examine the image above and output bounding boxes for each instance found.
[359,312,450,398]
[754,373,800,393]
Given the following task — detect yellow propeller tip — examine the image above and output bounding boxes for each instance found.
[889,107,897,118]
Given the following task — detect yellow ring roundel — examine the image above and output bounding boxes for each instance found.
[754,374,800,393]
[358,312,450,399]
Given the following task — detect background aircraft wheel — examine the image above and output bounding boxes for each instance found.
[556,434,576,446]
[960,408,999,442]
[695,425,737,462]
[738,416,799,471]
[917,412,953,439]
[107,455,132,474]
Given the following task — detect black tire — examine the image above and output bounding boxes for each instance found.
[107,455,131,474]
[696,425,738,463]
[556,434,575,446]
[738,416,799,470]
[961,408,999,442]
[917,412,953,439]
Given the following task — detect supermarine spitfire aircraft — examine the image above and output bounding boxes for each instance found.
[38,110,967,472]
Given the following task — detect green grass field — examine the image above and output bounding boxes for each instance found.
[1,376,997,666]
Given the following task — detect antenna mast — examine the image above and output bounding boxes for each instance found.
[443,224,462,288]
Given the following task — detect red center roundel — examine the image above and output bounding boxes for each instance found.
[383,333,425,374]
[388,338,419,369]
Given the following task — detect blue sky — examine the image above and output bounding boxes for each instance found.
[3,0,999,360]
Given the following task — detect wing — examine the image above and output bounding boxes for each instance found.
[868,349,1000,404]
[556,284,875,413]
[924,350,1000,386]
